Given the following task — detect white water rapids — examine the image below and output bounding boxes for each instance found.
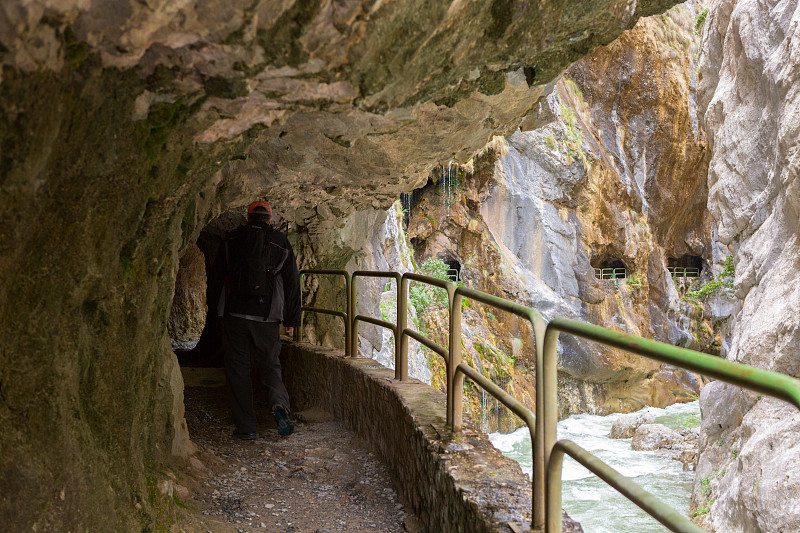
[489,401,700,532]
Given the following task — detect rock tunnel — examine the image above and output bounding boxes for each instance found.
[0,0,701,530]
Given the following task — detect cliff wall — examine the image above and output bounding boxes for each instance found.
[407,5,712,420]
[691,1,800,530]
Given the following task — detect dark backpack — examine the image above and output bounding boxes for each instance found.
[225,225,276,300]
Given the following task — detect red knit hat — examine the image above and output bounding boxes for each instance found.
[247,201,272,216]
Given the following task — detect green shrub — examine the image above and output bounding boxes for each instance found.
[693,501,712,516]
[699,476,712,497]
[686,255,734,300]
[695,7,709,35]
[410,258,457,319]
[626,273,644,290]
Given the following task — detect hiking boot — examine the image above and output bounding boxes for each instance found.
[232,430,257,440]
[272,405,294,436]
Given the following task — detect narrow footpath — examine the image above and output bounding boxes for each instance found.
[176,369,417,533]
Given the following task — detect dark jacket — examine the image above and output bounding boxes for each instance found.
[214,222,301,327]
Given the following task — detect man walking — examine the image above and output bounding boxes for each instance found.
[216,201,301,439]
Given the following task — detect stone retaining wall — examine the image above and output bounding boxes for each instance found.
[280,341,582,533]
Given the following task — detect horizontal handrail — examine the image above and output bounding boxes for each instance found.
[403,271,452,290]
[457,364,536,491]
[593,267,628,280]
[547,440,704,533]
[542,316,800,532]
[298,269,351,355]
[545,317,800,410]
[399,273,455,383]
[449,284,547,526]
[302,307,346,319]
[456,363,536,484]
[446,268,460,281]
[457,363,535,427]
[404,327,447,359]
[301,269,351,276]
[668,266,700,278]
[355,314,397,332]
[454,285,542,320]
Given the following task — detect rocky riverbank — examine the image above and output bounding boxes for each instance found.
[610,411,699,472]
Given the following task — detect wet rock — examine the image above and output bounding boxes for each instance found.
[609,412,655,439]
[631,424,683,451]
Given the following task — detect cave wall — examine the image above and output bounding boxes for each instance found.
[0,0,682,528]
[168,244,207,348]
[692,0,800,531]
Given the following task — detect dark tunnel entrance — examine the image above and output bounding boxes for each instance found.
[442,258,461,282]
[591,258,628,280]
[667,255,703,278]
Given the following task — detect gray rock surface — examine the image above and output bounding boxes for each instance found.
[631,423,683,451]
[609,412,655,439]
[454,6,710,414]
[692,0,800,530]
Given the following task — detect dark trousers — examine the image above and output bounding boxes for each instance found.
[222,316,291,434]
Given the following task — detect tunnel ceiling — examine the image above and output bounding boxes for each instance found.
[2,0,678,228]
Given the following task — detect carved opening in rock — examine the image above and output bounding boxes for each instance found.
[168,245,207,351]
[667,255,703,278]
[173,210,246,368]
[442,258,461,281]
[591,258,628,280]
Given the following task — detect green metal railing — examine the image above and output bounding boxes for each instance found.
[449,285,547,523]
[399,273,454,384]
[350,271,402,374]
[594,267,628,280]
[668,266,700,278]
[547,440,703,533]
[297,269,800,532]
[541,317,800,533]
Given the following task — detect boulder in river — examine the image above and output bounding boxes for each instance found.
[631,424,683,451]
[609,413,655,439]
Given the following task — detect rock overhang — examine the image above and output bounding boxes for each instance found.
[1,0,682,226]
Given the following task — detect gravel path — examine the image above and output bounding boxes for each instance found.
[180,381,412,533]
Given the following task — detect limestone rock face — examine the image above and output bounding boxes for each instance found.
[408,5,709,417]
[692,0,800,530]
[168,244,207,348]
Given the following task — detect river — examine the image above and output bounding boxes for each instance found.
[489,401,700,532]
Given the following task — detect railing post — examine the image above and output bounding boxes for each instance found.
[350,273,358,357]
[448,289,463,431]
[541,327,560,531]
[545,444,566,533]
[344,272,352,356]
[532,317,547,530]
[397,276,409,381]
[296,272,305,342]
